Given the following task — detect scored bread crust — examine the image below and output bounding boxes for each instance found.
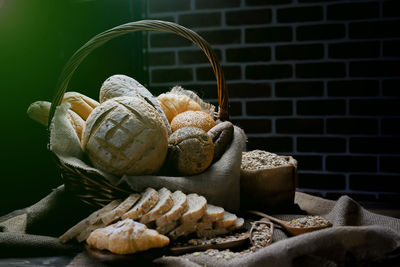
[140,188,173,224]
[101,193,141,225]
[86,219,169,255]
[82,96,168,176]
[122,188,159,220]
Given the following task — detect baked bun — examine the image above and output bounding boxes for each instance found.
[167,126,214,175]
[82,96,168,176]
[170,110,216,132]
[86,219,169,255]
[157,93,201,123]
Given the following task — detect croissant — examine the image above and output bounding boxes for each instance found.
[86,219,169,254]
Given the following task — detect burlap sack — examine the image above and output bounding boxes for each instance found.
[49,103,246,212]
[241,156,298,212]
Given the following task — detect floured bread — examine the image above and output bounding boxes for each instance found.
[140,188,173,224]
[99,75,171,133]
[82,96,168,176]
[157,92,201,123]
[86,219,169,254]
[167,127,214,175]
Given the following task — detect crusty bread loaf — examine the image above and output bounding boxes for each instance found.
[86,219,169,255]
[122,188,159,220]
[82,96,168,176]
[62,92,99,120]
[157,93,201,123]
[101,193,141,225]
[99,75,171,134]
[140,188,173,224]
[167,127,214,175]
[59,200,121,243]
[170,110,216,132]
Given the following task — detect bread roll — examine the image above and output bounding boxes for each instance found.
[27,100,85,140]
[167,126,214,175]
[157,93,201,123]
[170,110,216,132]
[62,92,99,120]
[82,96,168,176]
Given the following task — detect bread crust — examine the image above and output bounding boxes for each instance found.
[170,110,216,132]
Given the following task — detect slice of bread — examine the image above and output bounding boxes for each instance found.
[168,222,197,240]
[214,211,237,229]
[157,221,179,235]
[229,217,244,231]
[201,204,224,223]
[101,193,141,225]
[140,188,173,224]
[122,188,159,220]
[180,193,207,224]
[155,191,188,228]
[59,199,121,243]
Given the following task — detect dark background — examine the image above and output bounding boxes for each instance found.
[1,0,400,215]
[0,0,144,215]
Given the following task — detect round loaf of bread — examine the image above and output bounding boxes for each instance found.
[157,93,201,123]
[170,110,216,132]
[82,96,168,176]
[100,75,171,134]
[168,126,214,175]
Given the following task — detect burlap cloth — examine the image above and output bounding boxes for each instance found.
[1,186,399,266]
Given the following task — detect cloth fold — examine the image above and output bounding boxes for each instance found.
[1,186,399,266]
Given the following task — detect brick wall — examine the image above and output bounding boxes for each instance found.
[142,0,400,203]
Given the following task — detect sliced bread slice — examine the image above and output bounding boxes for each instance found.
[140,188,173,224]
[214,211,237,229]
[229,217,244,231]
[122,188,159,220]
[155,190,188,228]
[59,199,121,243]
[101,193,141,225]
[156,221,179,235]
[201,204,224,223]
[168,222,197,240]
[179,193,207,224]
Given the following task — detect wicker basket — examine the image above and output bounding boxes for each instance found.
[48,20,229,208]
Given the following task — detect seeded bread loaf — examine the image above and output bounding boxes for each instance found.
[122,188,159,220]
[167,127,214,175]
[140,188,173,224]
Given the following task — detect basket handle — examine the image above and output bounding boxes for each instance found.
[48,20,229,127]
